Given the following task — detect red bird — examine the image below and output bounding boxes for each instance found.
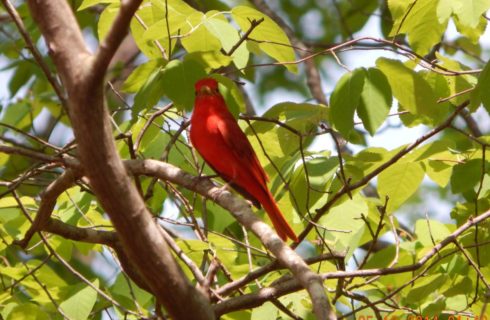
[190,78,298,242]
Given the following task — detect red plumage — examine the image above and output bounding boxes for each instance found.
[190,78,298,242]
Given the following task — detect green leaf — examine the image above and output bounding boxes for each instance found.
[180,12,222,53]
[421,70,451,104]
[0,101,33,132]
[247,124,285,163]
[443,276,473,297]
[436,53,477,107]
[205,202,236,233]
[330,68,365,137]
[262,102,328,135]
[377,58,441,121]
[447,0,490,28]
[98,3,119,41]
[408,139,456,162]
[130,3,168,59]
[0,196,34,209]
[186,51,233,71]
[319,194,368,259]
[59,279,99,320]
[358,67,392,135]
[6,303,49,320]
[415,219,451,246]
[122,59,166,93]
[290,156,338,213]
[8,61,34,97]
[132,65,166,117]
[142,0,196,58]
[424,160,453,187]
[450,159,484,193]
[454,15,488,43]
[378,161,425,212]
[204,15,249,69]
[251,302,278,320]
[160,59,207,111]
[231,6,297,73]
[210,74,246,117]
[278,292,312,319]
[144,11,189,43]
[405,274,447,304]
[421,296,446,316]
[111,273,153,308]
[436,0,461,23]
[78,0,117,11]
[479,59,490,114]
[389,0,447,55]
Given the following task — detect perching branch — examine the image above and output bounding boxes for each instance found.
[125,159,334,319]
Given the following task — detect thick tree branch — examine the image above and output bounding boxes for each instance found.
[44,219,117,246]
[0,144,63,164]
[26,1,213,318]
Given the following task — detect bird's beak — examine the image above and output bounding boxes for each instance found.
[197,85,213,96]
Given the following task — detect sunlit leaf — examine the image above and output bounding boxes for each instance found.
[378,161,425,212]
[160,59,207,111]
[377,58,443,122]
[59,280,99,320]
[389,0,447,54]
[330,68,365,137]
[232,6,297,73]
[358,67,392,135]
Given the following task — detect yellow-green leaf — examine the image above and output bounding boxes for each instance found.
[358,68,392,135]
[59,280,99,320]
[98,3,119,41]
[204,16,249,69]
[330,68,365,137]
[389,0,447,55]
[231,6,297,73]
[377,58,442,121]
[378,161,425,212]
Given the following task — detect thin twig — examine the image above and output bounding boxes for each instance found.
[225,18,264,56]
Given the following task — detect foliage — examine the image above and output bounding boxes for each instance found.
[0,0,490,319]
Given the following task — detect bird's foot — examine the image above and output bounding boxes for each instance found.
[211,182,232,203]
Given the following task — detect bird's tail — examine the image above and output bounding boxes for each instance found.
[261,191,298,242]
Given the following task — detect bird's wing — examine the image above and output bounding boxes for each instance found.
[201,153,261,208]
[215,114,270,185]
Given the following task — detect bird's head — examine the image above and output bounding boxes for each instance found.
[195,78,219,97]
